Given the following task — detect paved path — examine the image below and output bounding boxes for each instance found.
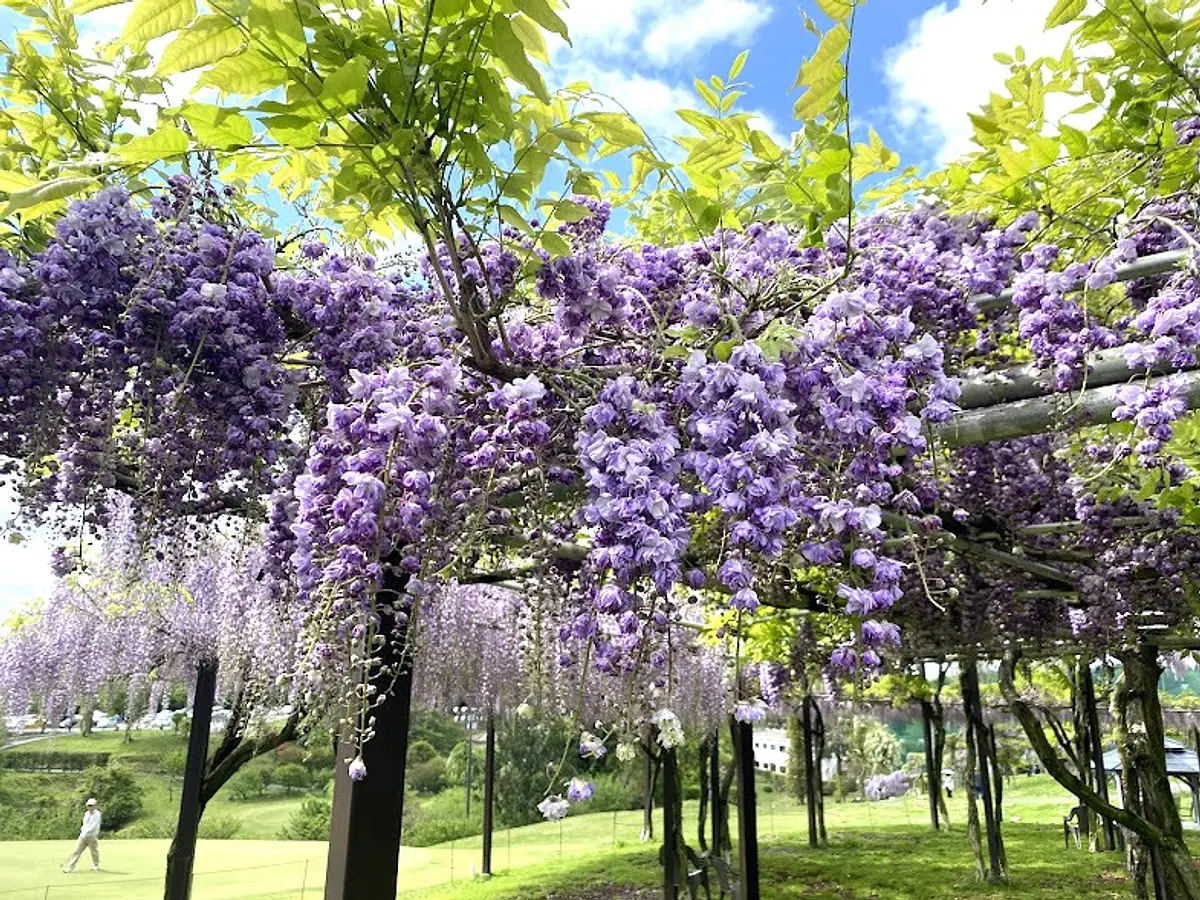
[0,732,53,750]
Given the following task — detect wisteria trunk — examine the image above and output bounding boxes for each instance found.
[802,697,818,848]
[1116,647,1200,900]
[164,658,217,900]
[963,707,986,881]
[960,660,1005,882]
[79,697,94,738]
[1071,658,1097,848]
[787,715,805,805]
[932,699,950,828]
[812,701,827,845]
[921,700,940,831]
[641,749,659,842]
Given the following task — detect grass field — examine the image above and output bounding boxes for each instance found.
[0,773,1160,899]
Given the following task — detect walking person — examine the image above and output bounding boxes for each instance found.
[63,797,101,872]
[942,770,955,799]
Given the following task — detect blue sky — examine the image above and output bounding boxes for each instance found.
[0,0,1073,617]
[544,0,1075,169]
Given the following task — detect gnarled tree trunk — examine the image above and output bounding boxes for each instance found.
[1000,648,1200,900]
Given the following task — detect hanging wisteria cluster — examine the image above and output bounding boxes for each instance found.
[0,497,293,722]
[5,159,1200,786]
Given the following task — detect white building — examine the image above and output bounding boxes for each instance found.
[752,727,791,775]
[752,725,838,781]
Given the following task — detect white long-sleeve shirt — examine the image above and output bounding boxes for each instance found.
[80,809,101,839]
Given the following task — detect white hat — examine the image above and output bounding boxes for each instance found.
[86,798,97,806]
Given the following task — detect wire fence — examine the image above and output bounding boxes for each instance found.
[0,789,842,898]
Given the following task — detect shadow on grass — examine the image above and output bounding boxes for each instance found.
[411,823,1133,900]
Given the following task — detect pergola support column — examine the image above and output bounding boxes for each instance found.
[482,709,496,876]
[732,717,760,900]
[324,561,413,900]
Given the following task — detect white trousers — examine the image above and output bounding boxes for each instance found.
[65,834,99,870]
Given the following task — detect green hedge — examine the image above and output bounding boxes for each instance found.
[0,751,111,772]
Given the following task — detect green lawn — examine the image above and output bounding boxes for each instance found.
[0,773,1156,899]
[2,731,312,840]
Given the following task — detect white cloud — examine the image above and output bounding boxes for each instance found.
[561,62,696,143]
[640,0,772,67]
[547,1,780,152]
[558,0,770,69]
[883,0,1090,163]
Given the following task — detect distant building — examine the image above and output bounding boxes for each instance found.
[752,725,838,781]
[752,727,791,775]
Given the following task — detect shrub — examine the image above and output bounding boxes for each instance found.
[404,815,481,847]
[274,763,310,793]
[408,740,440,765]
[161,749,188,778]
[495,716,575,828]
[272,743,306,766]
[407,757,447,795]
[72,764,143,831]
[227,769,267,801]
[0,751,111,772]
[118,817,176,839]
[198,814,242,839]
[279,798,331,841]
[0,786,75,840]
[409,709,465,757]
[401,789,482,847]
[573,773,639,813]
[302,738,336,774]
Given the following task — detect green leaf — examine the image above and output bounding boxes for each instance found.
[543,199,591,222]
[155,17,241,77]
[793,74,841,120]
[182,103,253,149]
[755,321,802,360]
[540,232,571,258]
[122,0,195,46]
[322,57,370,108]
[70,0,126,13]
[491,15,549,103]
[549,125,587,144]
[718,90,744,114]
[510,13,550,63]
[115,125,190,163]
[749,129,783,162]
[1045,0,1086,28]
[582,112,645,148]
[264,115,319,148]
[728,49,749,80]
[1,176,94,217]
[514,0,570,42]
[815,0,853,20]
[246,0,306,60]
[796,24,849,89]
[198,51,287,97]
[693,78,720,110]
[1060,123,1088,157]
[498,204,533,234]
[713,340,737,363]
